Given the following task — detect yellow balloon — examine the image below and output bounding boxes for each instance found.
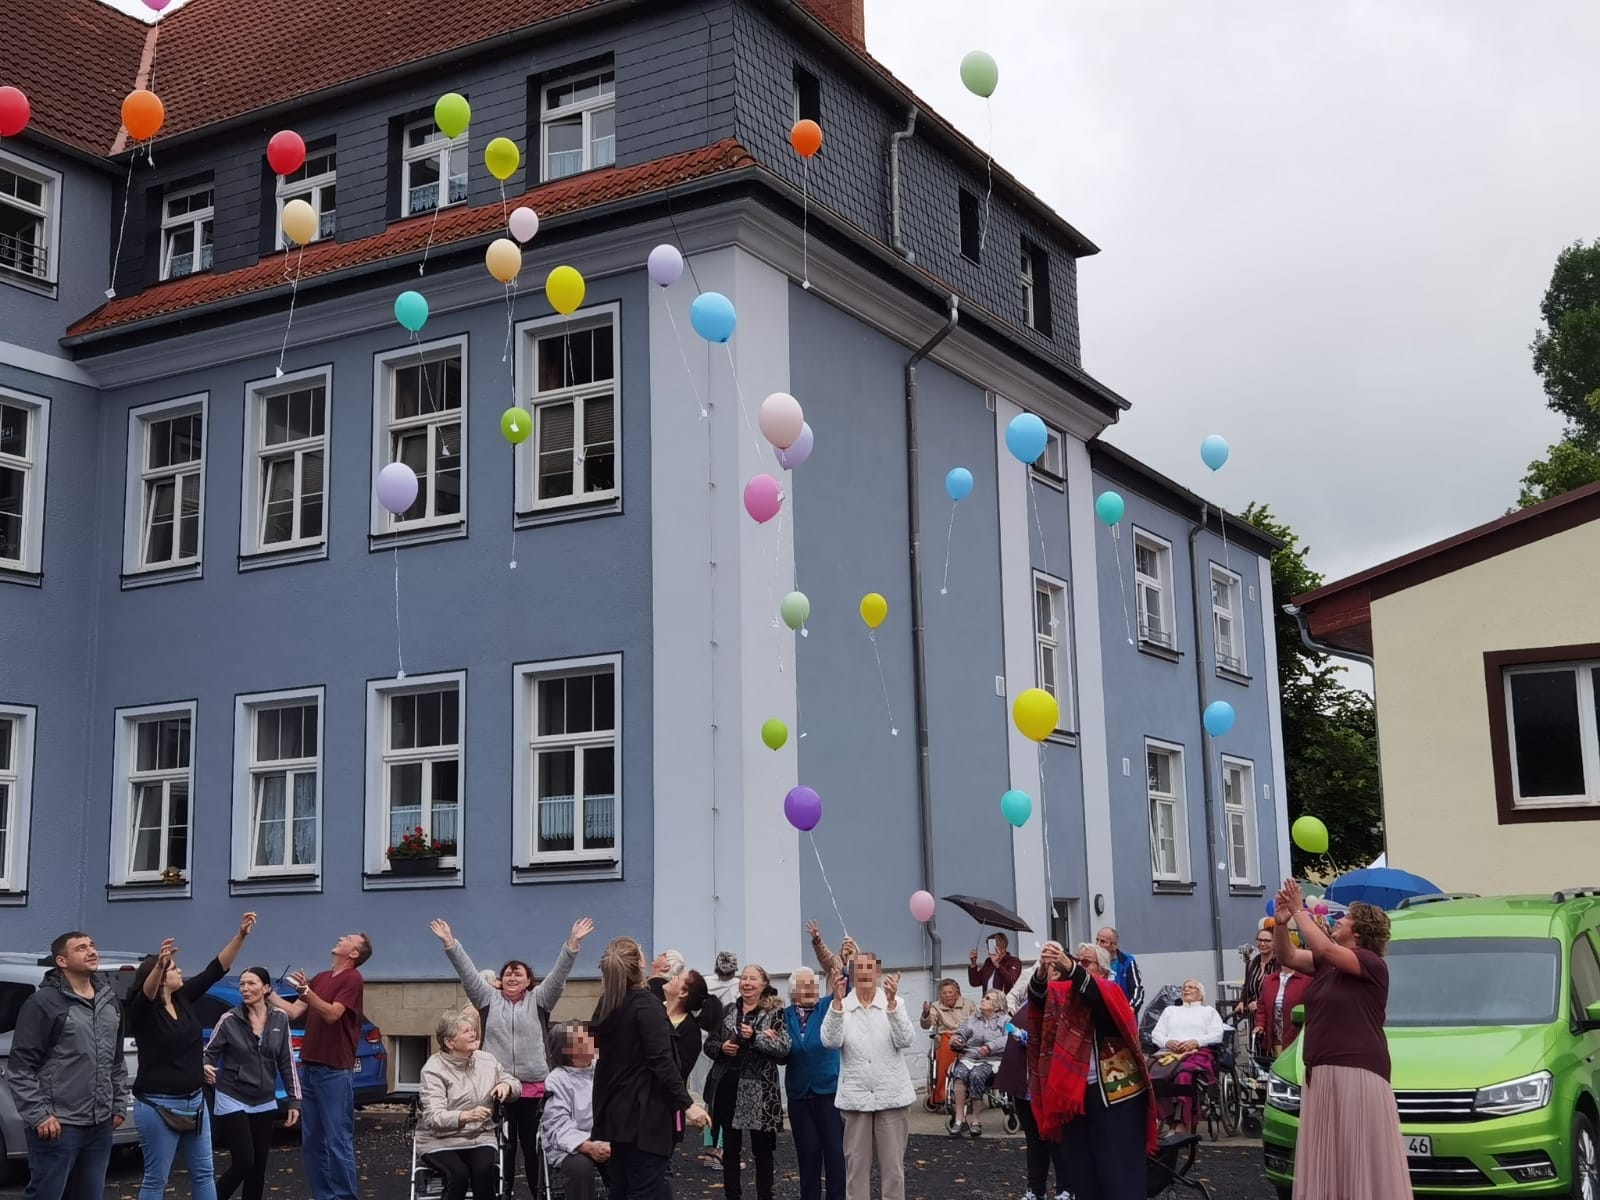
[546,265,586,316]
[280,199,317,247]
[859,592,888,630]
[485,136,520,182]
[1012,688,1060,742]
[485,238,522,284]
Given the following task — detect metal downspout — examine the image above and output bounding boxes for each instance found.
[1190,507,1227,988]
[889,108,919,260]
[907,295,960,984]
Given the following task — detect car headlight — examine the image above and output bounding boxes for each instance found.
[1474,1071,1552,1117]
[1267,1073,1301,1114]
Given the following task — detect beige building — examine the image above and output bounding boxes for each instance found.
[1292,482,1600,894]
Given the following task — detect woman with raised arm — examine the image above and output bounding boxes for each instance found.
[820,952,915,1200]
[1272,878,1411,1199]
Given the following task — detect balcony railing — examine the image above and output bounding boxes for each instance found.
[1139,622,1175,650]
[0,232,47,279]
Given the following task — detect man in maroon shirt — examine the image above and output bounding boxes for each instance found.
[273,932,371,1200]
[967,933,1023,994]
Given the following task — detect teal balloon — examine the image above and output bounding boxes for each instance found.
[394,290,429,333]
[945,467,973,502]
[1094,490,1124,526]
[960,51,999,98]
[1000,789,1032,827]
[1005,413,1048,464]
[1203,700,1236,737]
[1201,435,1230,471]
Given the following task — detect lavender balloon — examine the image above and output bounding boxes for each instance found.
[775,421,814,469]
[376,462,419,515]
[647,244,684,288]
[784,785,822,832]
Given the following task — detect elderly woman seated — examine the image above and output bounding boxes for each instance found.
[540,1021,608,1200]
[947,989,1009,1136]
[417,1009,518,1200]
[1146,980,1228,1136]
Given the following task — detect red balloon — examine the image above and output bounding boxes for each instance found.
[0,86,30,138]
[266,130,306,177]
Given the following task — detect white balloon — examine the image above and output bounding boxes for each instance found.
[759,392,805,449]
[508,206,539,244]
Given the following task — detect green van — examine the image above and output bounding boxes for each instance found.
[1262,890,1600,1198]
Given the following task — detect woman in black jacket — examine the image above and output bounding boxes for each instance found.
[203,966,301,1200]
[590,937,710,1200]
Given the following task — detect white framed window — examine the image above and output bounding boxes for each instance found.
[0,705,36,897]
[364,673,464,877]
[123,395,206,580]
[1029,424,1064,486]
[160,184,214,280]
[515,310,618,513]
[240,368,328,559]
[232,689,323,886]
[276,149,336,247]
[0,150,61,286]
[371,338,465,537]
[513,655,620,871]
[1033,572,1073,733]
[109,702,196,887]
[1211,564,1245,675]
[402,119,466,217]
[0,389,49,575]
[1146,739,1189,883]
[1222,755,1259,886]
[1021,248,1035,329]
[1502,661,1600,810]
[541,68,616,181]
[1134,529,1175,651]
[792,65,821,124]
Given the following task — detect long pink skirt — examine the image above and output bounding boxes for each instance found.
[1293,1065,1413,1200]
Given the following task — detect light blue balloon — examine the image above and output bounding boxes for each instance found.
[1203,700,1236,738]
[1005,412,1049,464]
[690,291,737,343]
[1000,789,1032,827]
[945,467,973,502]
[394,290,429,333]
[1094,490,1124,526]
[1266,897,1277,917]
[1201,434,1230,472]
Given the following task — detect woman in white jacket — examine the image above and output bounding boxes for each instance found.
[819,952,914,1200]
[416,1010,517,1200]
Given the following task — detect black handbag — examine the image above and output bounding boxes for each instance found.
[147,1098,201,1132]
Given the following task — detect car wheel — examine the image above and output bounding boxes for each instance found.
[1573,1110,1599,1200]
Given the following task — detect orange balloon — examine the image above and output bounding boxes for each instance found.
[789,118,822,159]
[121,90,165,142]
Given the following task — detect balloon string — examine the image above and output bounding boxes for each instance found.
[1112,524,1135,646]
[392,544,406,679]
[664,303,708,418]
[772,506,786,675]
[509,445,519,571]
[502,280,515,365]
[1037,742,1054,932]
[809,832,849,941]
[978,103,994,257]
[720,342,766,462]
[1028,470,1048,577]
[868,629,898,736]
[801,159,811,290]
[419,201,442,276]
[275,244,306,378]
[939,503,957,596]
[106,150,140,299]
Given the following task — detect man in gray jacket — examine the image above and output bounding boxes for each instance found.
[8,931,129,1200]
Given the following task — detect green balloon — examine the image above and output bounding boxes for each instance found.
[501,407,532,446]
[761,718,788,751]
[780,590,810,630]
[1292,815,1330,855]
[435,93,471,139]
[960,51,999,99]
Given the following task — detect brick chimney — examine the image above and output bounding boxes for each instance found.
[798,0,866,49]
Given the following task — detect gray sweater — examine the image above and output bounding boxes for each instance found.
[539,1064,594,1169]
[445,939,576,1086]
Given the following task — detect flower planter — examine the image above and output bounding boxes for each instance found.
[388,855,443,877]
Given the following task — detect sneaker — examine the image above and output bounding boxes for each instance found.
[1019,1192,1040,1200]
[948,1121,967,1137]
[967,1121,983,1137]
[1055,1191,1075,1200]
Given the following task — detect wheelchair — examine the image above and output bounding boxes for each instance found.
[406,1096,510,1200]
[922,1029,956,1110]
[937,1055,1021,1136]
[533,1127,609,1200]
[1140,986,1239,1143]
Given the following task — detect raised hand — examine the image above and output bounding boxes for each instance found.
[239,912,258,937]
[1281,878,1304,912]
[830,968,847,1006]
[806,919,821,940]
[430,918,454,946]
[568,917,595,949]
[156,937,178,965]
[884,973,900,1008]
[969,948,979,966]
[840,936,858,961]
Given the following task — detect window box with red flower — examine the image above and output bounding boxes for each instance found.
[386,826,456,875]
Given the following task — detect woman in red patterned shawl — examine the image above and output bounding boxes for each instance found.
[1025,941,1157,1200]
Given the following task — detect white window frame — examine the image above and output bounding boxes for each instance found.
[231,688,324,889]
[540,68,617,181]
[1503,662,1600,810]
[1146,738,1190,883]
[1020,247,1035,329]
[0,388,49,576]
[514,307,621,516]
[0,149,62,288]
[370,337,468,539]
[109,701,197,890]
[0,704,36,898]
[239,366,330,561]
[1032,571,1074,734]
[275,149,337,248]
[160,184,214,280]
[364,671,466,879]
[122,394,207,581]
[1211,563,1246,675]
[1133,528,1176,651]
[401,119,467,218]
[1029,424,1065,487]
[1221,755,1259,887]
[512,654,622,874]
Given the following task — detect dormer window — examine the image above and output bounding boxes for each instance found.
[402,120,467,217]
[161,185,213,280]
[276,149,337,247]
[541,69,615,181]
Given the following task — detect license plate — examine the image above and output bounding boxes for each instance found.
[1404,1135,1432,1157]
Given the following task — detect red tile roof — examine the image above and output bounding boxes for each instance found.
[64,138,755,338]
[2,0,148,154]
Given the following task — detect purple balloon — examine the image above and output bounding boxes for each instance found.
[647,243,684,288]
[784,785,822,832]
[376,461,419,515]
[775,421,814,470]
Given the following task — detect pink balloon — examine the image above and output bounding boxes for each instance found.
[909,890,936,923]
[775,421,813,470]
[759,392,805,449]
[508,207,539,244]
[743,474,782,523]
[143,0,172,10]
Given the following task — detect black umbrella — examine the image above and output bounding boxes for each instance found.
[941,894,1033,933]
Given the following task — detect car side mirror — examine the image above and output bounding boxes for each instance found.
[1585,1000,1600,1027]
[1290,1004,1305,1027]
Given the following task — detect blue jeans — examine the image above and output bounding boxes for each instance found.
[788,1094,846,1200]
[300,1064,358,1200]
[22,1118,114,1200]
[134,1092,217,1200]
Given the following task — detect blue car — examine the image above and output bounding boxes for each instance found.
[196,976,389,1108]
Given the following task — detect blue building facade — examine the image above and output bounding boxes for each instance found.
[1,0,1286,1054]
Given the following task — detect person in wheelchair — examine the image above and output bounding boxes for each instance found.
[416,1009,518,1200]
[541,1022,609,1200]
[1145,981,1227,1137]
[946,990,1008,1136]
[919,979,975,1110]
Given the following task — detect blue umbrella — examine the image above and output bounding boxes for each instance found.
[1325,867,1441,911]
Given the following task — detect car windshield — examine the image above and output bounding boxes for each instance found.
[1387,937,1560,1027]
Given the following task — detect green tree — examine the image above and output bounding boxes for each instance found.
[1242,503,1383,875]
[1519,241,1600,505]
[1517,432,1600,509]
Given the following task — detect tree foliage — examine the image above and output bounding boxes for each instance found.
[1241,503,1383,876]
[1517,431,1600,509]
[1520,241,1600,505]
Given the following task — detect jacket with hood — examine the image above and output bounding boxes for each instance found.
[444,938,575,1086]
[7,968,129,1128]
[204,1003,302,1110]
